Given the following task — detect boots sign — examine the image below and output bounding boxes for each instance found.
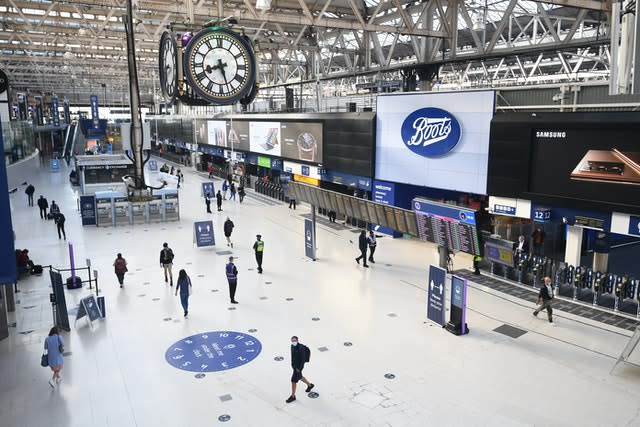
[401,107,461,157]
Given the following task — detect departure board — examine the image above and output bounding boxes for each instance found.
[413,198,481,256]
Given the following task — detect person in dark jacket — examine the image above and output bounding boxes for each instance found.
[225,256,238,304]
[205,193,212,213]
[238,185,246,203]
[25,184,35,206]
[113,253,128,288]
[159,242,175,286]
[216,190,223,211]
[37,195,48,219]
[229,182,236,201]
[533,276,555,325]
[286,335,314,403]
[355,230,369,267]
[531,226,546,256]
[55,212,66,240]
[367,230,377,263]
[224,217,234,248]
[50,200,60,220]
[174,269,192,317]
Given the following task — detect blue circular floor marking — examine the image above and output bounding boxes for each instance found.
[165,331,262,372]
[218,414,231,422]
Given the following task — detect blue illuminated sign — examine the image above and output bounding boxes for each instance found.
[202,182,215,197]
[301,165,310,176]
[427,265,446,326]
[533,208,551,222]
[493,204,516,216]
[0,122,17,285]
[194,220,215,247]
[90,95,99,128]
[51,97,60,127]
[401,107,461,157]
[165,331,262,372]
[628,216,640,237]
[413,200,476,226]
[304,218,315,260]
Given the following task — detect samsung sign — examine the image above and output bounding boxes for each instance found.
[376,90,495,195]
[401,108,461,157]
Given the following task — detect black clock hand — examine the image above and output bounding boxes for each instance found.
[217,59,230,91]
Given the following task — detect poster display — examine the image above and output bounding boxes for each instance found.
[80,195,97,226]
[0,122,17,285]
[207,120,227,147]
[376,90,495,195]
[427,265,446,327]
[281,122,323,163]
[194,221,215,247]
[304,218,316,260]
[249,121,281,156]
[227,120,250,151]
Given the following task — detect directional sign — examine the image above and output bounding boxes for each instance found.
[165,331,262,372]
[194,221,215,247]
[304,218,316,260]
[427,265,446,327]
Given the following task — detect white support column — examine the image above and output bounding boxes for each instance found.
[564,225,583,267]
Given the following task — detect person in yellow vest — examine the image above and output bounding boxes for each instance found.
[253,234,264,274]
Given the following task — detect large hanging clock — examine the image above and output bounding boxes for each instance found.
[158,31,178,105]
[183,27,256,105]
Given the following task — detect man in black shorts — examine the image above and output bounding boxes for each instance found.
[286,335,314,403]
[159,242,175,286]
[224,217,234,248]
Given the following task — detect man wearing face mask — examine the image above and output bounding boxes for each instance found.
[286,336,314,403]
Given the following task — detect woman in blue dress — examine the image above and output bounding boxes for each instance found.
[174,269,192,317]
[44,326,65,388]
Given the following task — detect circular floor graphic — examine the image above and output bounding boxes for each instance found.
[165,331,262,372]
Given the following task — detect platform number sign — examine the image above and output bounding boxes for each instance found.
[533,208,551,222]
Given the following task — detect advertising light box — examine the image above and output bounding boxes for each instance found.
[227,120,250,151]
[375,90,495,195]
[207,120,227,147]
[281,122,323,163]
[250,121,281,156]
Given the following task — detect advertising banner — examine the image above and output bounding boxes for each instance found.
[35,95,44,126]
[304,218,316,260]
[80,195,97,226]
[194,221,216,247]
[427,265,446,327]
[207,120,227,147]
[227,120,250,151]
[250,121,281,156]
[372,180,400,236]
[51,96,60,127]
[0,122,17,285]
[376,90,495,195]
[90,94,99,128]
[281,122,323,163]
[63,98,70,124]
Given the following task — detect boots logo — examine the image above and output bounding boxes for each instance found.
[401,107,461,157]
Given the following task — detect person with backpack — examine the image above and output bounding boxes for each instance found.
[174,269,192,317]
[25,183,35,206]
[37,195,49,219]
[159,242,175,286]
[55,212,66,240]
[286,335,314,403]
[113,253,128,288]
[225,256,239,304]
[224,217,234,248]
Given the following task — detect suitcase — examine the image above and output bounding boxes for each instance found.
[31,265,43,275]
[47,213,55,220]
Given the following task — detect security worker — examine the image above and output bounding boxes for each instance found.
[253,234,264,274]
[226,256,239,304]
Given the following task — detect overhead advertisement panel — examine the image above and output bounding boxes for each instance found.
[227,120,250,151]
[281,122,323,163]
[250,121,281,156]
[207,120,227,147]
[375,90,495,195]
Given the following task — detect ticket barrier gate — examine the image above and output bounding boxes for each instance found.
[163,192,180,221]
[148,195,163,222]
[114,196,129,226]
[96,196,113,226]
[516,253,529,283]
[130,202,147,224]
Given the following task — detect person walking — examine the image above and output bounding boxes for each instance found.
[224,217,235,248]
[288,197,297,210]
[113,253,128,288]
[328,210,336,223]
[176,169,182,188]
[222,180,229,200]
[253,234,264,274]
[367,230,377,264]
[533,276,555,325]
[44,326,65,388]
[285,335,314,403]
[238,185,246,203]
[174,269,192,317]
[55,212,66,240]
[207,163,214,179]
[229,182,237,201]
[37,195,49,219]
[216,190,223,212]
[205,193,212,214]
[159,242,175,286]
[49,200,60,221]
[25,183,35,206]
[355,230,369,267]
[226,256,239,304]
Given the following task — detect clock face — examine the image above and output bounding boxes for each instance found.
[158,31,178,104]
[184,28,256,105]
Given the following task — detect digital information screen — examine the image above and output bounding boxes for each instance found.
[484,237,515,267]
[413,198,481,256]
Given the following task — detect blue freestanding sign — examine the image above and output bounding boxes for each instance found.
[80,195,97,226]
[0,122,17,285]
[427,265,446,327]
[148,159,158,171]
[304,218,316,260]
[202,182,215,197]
[194,221,215,247]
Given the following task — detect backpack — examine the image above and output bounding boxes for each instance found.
[302,344,311,363]
[163,248,174,263]
[114,258,127,273]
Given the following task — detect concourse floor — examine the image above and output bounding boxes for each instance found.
[2,157,640,427]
